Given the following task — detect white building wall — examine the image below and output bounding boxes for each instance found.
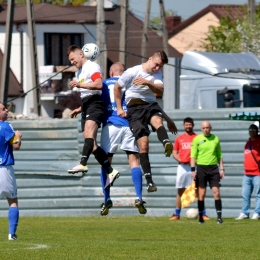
[0,23,96,117]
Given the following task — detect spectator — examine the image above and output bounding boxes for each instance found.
[236,124,260,220]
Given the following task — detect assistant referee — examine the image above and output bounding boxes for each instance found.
[190,120,225,224]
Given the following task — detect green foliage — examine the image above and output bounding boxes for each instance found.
[201,4,260,55]
[0,216,260,259]
[149,10,177,32]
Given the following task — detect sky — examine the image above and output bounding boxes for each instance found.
[128,0,259,21]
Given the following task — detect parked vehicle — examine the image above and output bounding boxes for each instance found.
[180,51,260,109]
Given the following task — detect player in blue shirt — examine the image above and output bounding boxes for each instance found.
[99,62,147,215]
[0,102,22,240]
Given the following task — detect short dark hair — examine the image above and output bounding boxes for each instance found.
[183,117,194,125]
[153,51,168,64]
[249,124,258,131]
[67,45,81,57]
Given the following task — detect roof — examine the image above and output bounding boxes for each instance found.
[0,3,181,67]
[0,3,97,24]
[0,49,23,97]
[169,4,247,38]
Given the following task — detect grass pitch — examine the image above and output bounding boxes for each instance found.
[0,216,259,260]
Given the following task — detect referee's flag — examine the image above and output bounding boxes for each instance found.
[181,181,196,208]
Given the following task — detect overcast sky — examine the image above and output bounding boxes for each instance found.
[129,0,258,20]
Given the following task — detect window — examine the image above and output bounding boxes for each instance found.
[243,84,260,107]
[217,88,241,108]
[44,33,83,65]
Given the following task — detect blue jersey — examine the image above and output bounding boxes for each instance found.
[0,122,15,165]
[101,76,129,126]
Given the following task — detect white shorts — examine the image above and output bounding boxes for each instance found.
[100,123,139,154]
[176,164,193,189]
[0,165,17,199]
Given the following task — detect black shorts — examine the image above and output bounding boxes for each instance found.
[196,165,221,189]
[81,95,105,132]
[127,102,162,140]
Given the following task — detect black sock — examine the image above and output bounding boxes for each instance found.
[156,126,170,146]
[139,153,152,184]
[215,199,222,219]
[198,200,204,221]
[80,138,94,166]
[92,146,112,173]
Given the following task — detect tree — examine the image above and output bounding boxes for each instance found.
[200,4,260,55]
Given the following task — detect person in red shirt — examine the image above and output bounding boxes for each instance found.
[236,124,260,220]
[170,117,209,220]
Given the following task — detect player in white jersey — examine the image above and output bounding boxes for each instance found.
[114,51,178,191]
[67,45,119,189]
[99,62,146,215]
[0,102,22,240]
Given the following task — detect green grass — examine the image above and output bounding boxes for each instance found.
[0,216,259,260]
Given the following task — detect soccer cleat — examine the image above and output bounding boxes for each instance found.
[236,213,249,220]
[198,219,205,224]
[135,199,147,214]
[251,213,260,220]
[217,218,224,224]
[147,182,157,193]
[164,142,173,157]
[203,215,210,220]
[100,199,113,216]
[68,164,88,174]
[104,169,120,190]
[8,234,17,240]
[169,214,180,220]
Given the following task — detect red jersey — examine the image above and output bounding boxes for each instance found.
[244,136,260,176]
[173,132,197,163]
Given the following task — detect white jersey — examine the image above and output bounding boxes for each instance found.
[117,64,163,104]
[76,60,102,99]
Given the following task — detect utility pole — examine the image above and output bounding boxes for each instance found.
[159,0,168,56]
[0,0,14,104]
[119,0,128,66]
[27,0,41,116]
[248,0,256,24]
[141,0,151,63]
[96,0,107,77]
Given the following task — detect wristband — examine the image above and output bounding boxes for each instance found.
[191,167,196,171]
[220,169,225,171]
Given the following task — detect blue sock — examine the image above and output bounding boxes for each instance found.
[131,167,143,200]
[8,207,19,235]
[202,208,206,216]
[175,208,181,216]
[100,167,110,202]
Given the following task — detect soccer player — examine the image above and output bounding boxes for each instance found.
[170,117,209,220]
[67,45,119,189]
[114,51,178,191]
[0,102,22,240]
[190,121,225,224]
[99,62,146,215]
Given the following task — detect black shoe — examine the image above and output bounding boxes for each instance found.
[135,199,147,214]
[100,199,113,216]
[217,218,223,224]
[198,219,205,224]
[147,182,157,193]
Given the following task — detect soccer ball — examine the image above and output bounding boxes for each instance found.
[82,43,100,61]
[186,208,198,219]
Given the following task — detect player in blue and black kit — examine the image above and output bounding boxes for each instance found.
[0,102,22,240]
[99,62,147,215]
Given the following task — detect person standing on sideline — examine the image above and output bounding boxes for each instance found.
[236,124,260,220]
[114,51,178,192]
[190,121,225,224]
[67,45,119,189]
[0,102,22,240]
[170,117,209,220]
